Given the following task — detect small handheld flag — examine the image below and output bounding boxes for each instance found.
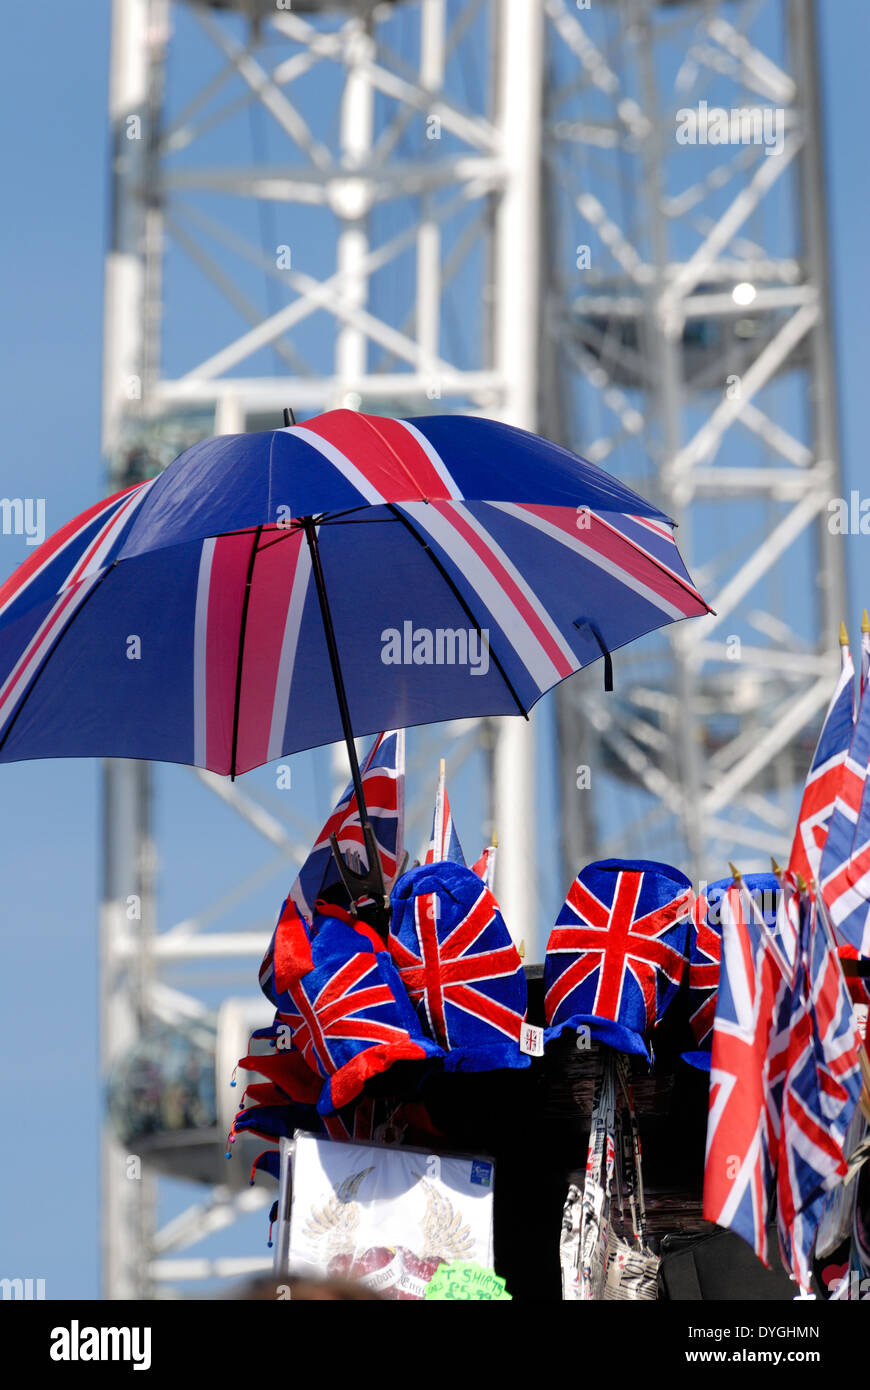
[425,759,465,867]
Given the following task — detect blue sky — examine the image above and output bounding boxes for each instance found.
[1,1,868,1298]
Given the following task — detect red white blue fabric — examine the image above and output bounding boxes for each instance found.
[703,883,792,1266]
[424,767,465,866]
[285,729,404,931]
[389,861,529,1072]
[820,654,870,954]
[789,641,854,885]
[683,872,780,1072]
[544,859,693,1059]
[471,843,497,890]
[0,410,709,773]
[259,897,442,1114]
[776,888,861,1288]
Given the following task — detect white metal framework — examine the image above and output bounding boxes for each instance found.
[100,0,844,1297]
[543,0,845,883]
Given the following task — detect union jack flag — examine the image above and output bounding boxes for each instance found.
[820,654,870,955]
[544,860,692,1058]
[389,862,528,1066]
[268,900,441,1114]
[471,841,497,891]
[789,638,854,885]
[703,883,791,1265]
[257,728,402,999]
[687,874,782,1060]
[424,761,465,866]
[287,729,405,930]
[686,888,719,1053]
[777,889,861,1288]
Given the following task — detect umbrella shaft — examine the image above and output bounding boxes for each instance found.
[302,516,370,834]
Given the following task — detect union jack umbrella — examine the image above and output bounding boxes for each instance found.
[543,858,693,1058]
[389,860,529,1071]
[0,410,709,863]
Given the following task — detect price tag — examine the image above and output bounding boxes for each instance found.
[519,1022,544,1056]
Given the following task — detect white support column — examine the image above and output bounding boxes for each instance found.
[491,0,545,957]
[101,758,156,1300]
[417,0,446,388]
[101,0,166,1299]
[102,0,150,461]
[334,17,375,402]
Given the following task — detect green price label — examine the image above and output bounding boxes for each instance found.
[424,1261,512,1301]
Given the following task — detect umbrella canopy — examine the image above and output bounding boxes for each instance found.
[0,409,709,777]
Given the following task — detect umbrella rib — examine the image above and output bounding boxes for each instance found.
[0,561,117,758]
[230,524,263,780]
[386,504,529,720]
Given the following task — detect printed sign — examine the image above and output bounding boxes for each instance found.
[424,1260,511,1300]
[286,1134,495,1300]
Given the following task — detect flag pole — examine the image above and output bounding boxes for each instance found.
[301,516,387,904]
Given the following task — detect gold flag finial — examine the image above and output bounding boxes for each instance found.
[771,856,783,878]
[728,861,742,883]
[517,938,526,960]
[863,608,870,634]
[796,872,808,893]
[492,829,498,848]
[840,621,849,647]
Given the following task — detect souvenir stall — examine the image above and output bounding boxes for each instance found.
[228,709,870,1301]
[1,407,867,1301]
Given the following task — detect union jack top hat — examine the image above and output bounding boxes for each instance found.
[544,858,693,1058]
[682,870,780,1072]
[259,896,443,1114]
[389,861,530,1072]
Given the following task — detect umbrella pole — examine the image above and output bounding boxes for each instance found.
[301,515,380,885]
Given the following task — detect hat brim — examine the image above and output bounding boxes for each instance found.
[544,1015,650,1059]
[680,1049,712,1073]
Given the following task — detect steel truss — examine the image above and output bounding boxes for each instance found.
[543,0,845,883]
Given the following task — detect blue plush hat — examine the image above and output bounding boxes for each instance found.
[262,897,443,1114]
[682,871,780,1072]
[544,858,693,1058]
[389,861,530,1072]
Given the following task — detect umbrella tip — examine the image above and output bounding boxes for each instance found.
[840,620,849,646]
